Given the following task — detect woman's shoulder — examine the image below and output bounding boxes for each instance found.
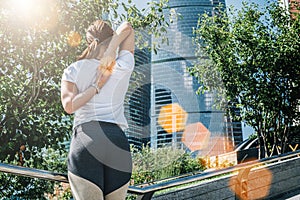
[116,50,135,70]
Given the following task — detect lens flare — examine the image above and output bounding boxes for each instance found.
[182,122,210,152]
[229,163,272,200]
[158,103,187,133]
[201,136,236,169]
[203,136,234,157]
[67,31,82,47]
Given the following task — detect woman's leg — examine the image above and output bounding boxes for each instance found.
[68,121,107,200]
[68,171,104,200]
[98,121,132,200]
[68,121,132,200]
[105,181,130,200]
[102,160,131,200]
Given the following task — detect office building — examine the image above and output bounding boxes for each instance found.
[125,0,243,155]
[124,31,152,148]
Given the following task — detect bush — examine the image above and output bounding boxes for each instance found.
[130,145,205,185]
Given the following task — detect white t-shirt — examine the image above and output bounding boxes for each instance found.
[62,50,134,130]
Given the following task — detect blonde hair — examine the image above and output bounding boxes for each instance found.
[78,20,114,60]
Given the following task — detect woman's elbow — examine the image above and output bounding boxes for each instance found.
[64,106,74,115]
[122,21,133,28]
[61,98,74,114]
[126,22,134,33]
[119,21,134,34]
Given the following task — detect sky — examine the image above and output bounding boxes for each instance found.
[226,0,280,9]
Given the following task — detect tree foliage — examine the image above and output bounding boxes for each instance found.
[191,2,300,158]
[0,0,173,198]
[131,145,204,185]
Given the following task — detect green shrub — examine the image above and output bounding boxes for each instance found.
[130,145,205,185]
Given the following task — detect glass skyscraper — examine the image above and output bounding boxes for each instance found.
[125,0,243,155]
[151,0,234,152]
[124,30,152,148]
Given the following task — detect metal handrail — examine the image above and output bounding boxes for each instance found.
[0,149,299,200]
[0,163,68,183]
[130,149,300,196]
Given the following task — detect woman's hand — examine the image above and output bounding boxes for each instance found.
[96,59,116,89]
[61,81,97,114]
[99,55,116,73]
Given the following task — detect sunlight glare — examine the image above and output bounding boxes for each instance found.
[8,0,59,30]
[10,0,36,16]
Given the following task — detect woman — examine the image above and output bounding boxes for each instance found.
[61,20,134,200]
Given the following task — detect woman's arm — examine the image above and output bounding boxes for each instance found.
[109,21,135,54]
[118,22,135,54]
[61,22,134,114]
[99,22,134,69]
[61,81,98,114]
[96,21,134,87]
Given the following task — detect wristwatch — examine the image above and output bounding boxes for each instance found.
[91,83,100,94]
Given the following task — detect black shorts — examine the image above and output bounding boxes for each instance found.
[68,121,132,195]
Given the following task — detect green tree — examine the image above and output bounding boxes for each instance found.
[191,2,300,158]
[0,0,173,198]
